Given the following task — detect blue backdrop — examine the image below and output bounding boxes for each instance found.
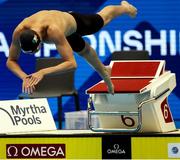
[0,0,180,122]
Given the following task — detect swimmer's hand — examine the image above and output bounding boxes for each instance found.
[22,76,35,94]
[28,70,44,86]
[22,71,44,94]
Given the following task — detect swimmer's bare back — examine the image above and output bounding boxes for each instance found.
[15,10,77,42]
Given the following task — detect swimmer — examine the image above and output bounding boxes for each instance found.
[6,1,137,94]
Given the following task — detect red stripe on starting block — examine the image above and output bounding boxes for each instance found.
[111,61,161,77]
[87,78,152,93]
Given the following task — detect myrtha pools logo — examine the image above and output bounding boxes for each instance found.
[0,104,47,126]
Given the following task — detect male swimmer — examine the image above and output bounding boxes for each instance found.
[6,1,137,94]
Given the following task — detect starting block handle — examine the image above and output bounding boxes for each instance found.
[88,97,142,132]
[89,111,139,116]
[88,110,142,132]
[89,125,142,132]
[138,88,170,109]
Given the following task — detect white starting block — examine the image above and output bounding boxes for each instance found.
[86,60,177,133]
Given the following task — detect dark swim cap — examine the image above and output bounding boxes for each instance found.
[19,29,41,53]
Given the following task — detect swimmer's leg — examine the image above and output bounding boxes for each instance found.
[78,42,114,94]
[98,0,137,26]
[67,34,114,93]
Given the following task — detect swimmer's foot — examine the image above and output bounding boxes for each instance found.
[105,66,114,94]
[121,1,137,18]
[105,65,112,77]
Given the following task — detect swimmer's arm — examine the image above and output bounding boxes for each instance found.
[40,28,77,75]
[7,44,35,94]
[6,40,28,80]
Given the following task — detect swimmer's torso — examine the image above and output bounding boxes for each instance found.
[15,10,77,43]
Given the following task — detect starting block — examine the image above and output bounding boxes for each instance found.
[86,60,176,133]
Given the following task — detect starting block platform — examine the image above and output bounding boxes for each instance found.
[1,130,180,159]
[86,60,176,133]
